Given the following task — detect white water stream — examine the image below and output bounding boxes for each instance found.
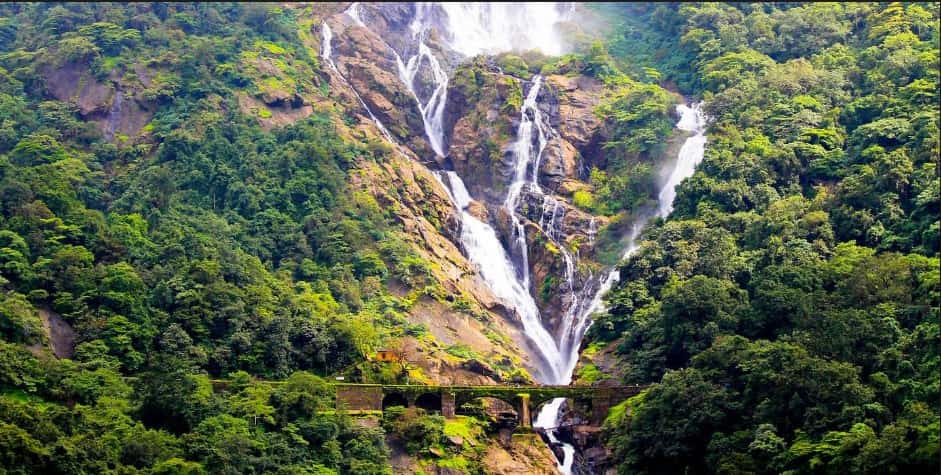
[533,103,707,474]
[325,5,707,473]
[435,3,574,57]
[321,21,399,147]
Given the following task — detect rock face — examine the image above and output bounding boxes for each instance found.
[545,74,606,170]
[42,60,154,143]
[322,3,619,338]
[445,57,522,202]
[329,17,434,159]
[539,137,581,193]
[483,433,561,475]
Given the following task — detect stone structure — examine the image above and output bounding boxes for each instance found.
[334,384,646,429]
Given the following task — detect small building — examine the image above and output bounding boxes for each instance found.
[374,349,401,362]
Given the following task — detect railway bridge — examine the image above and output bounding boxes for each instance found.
[335,384,646,428]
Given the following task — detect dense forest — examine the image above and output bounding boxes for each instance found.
[589,3,940,474]
[0,3,417,473]
[0,2,936,475]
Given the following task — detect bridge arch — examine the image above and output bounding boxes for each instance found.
[457,396,519,429]
[333,384,647,428]
[414,392,442,413]
[382,392,408,410]
[453,392,518,411]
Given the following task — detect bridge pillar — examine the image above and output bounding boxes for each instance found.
[517,393,531,429]
[441,391,455,419]
[591,395,609,425]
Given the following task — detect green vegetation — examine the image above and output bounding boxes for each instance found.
[0,3,443,473]
[541,40,677,217]
[575,363,603,384]
[444,343,480,361]
[384,408,486,474]
[587,3,940,474]
[0,2,936,474]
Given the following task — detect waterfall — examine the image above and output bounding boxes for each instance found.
[436,3,572,56]
[321,21,399,147]
[395,4,450,157]
[433,171,562,382]
[658,103,708,218]
[328,6,572,385]
[504,75,554,291]
[534,104,709,473]
[587,218,597,246]
[322,6,710,474]
[104,91,123,142]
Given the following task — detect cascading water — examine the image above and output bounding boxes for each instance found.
[323,5,709,473]
[433,171,562,382]
[658,103,708,218]
[436,3,573,56]
[321,20,399,146]
[504,76,552,291]
[395,4,450,157]
[534,103,708,474]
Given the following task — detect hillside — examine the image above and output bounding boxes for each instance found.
[0,3,937,475]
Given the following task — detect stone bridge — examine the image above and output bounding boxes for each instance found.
[335,384,646,428]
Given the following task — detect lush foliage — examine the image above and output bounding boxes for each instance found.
[591,3,940,474]
[541,41,678,217]
[0,3,437,473]
[0,2,937,474]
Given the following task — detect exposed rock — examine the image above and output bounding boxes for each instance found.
[483,433,560,474]
[42,60,153,142]
[572,340,621,386]
[545,74,605,153]
[461,359,500,381]
[491,207,516,251]
[558,179,592,196]
[100,90,153,142]
[446,59,521,203]
[446,435,464,447]
[328,17,433,158]
[237,93,313,130]
[539,136,580,191]
[43,61,114,116]
[557,425,613,475]
[33,308,75,359]
[465,199,489,222]
[348,145,545,382]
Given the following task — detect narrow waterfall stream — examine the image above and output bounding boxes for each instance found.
[325,5,708,474]
[321,21,399,147]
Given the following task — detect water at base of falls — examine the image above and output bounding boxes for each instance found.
[535,398,576,474]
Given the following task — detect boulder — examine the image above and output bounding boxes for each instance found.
[538,136,580,191]
[461,359,500,381]
[465,199,489,222]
